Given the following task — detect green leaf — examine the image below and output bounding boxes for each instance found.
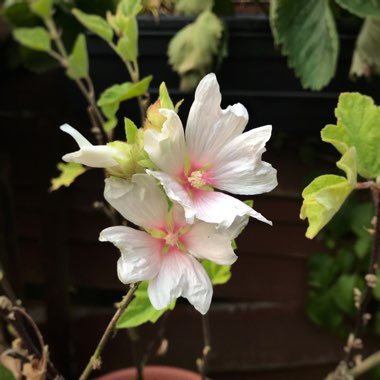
[322,92,380,179]
[50,162,86,191]
[158,82,174,110]
[30,0,53,18]
[115,17,138,62]
[202,260,231,285]
[124,118,138,144]
[72,8,113,42]
[118,0,143,16]
[116,282,175,329]
[174,0,214,15]
[168,10,224,92]
[270,0,338,90]
[335,0,380,18]
[350,17,380,79]
[66,34,89,80]
[0,364,16,380]
[13,27,51,52]
[331,274,358,315]
[300,148,357,239]
[97,76,152,131]
[308,254,339,290]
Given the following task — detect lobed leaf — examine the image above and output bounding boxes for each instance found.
[116,282,175,328]
[300,148,357,239]
[168,10,224,92]
[270,0,338,90]
[66,34,89,80]
[72,8,113,43]
[13,27,51,52]
[322,92,380,179]
[50,162,86,191]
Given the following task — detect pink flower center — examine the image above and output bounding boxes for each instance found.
[187,170,207,189]
[164,231,179,247]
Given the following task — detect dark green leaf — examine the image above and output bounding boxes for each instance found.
[0,363,17,380]
[335,0,380,18]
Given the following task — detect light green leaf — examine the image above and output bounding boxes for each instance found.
[72,8,113,43]
[98,76,152,131]
[30,0,53,18]
[66,34,89,80]
[13,27,51,52]
[202,260,231,285]
[50,162,86,191]
[270,0,338,90]
[124,117,138,144]
[174,0,214,16]
[350,17,380,79]
[168,10,224,92]
[116,282,175,329]
[322,92,380,179]
[158,82,174,110]
[115,17,138,62]
[300,148,357,239]
[0,364,16,380]
[118,0,142,16]
[335,0,380,18]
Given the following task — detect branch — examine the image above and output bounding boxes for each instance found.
[196,313,211,380]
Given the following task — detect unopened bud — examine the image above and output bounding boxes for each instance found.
[365,274,377,288]
[156,338,169,356]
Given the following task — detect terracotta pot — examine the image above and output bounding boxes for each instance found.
[96,366,204,380]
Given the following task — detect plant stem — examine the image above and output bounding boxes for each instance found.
[350,351,380,378]
[78,283,139,380]
[44,18,107,144]
[344,186,380,365]
[197,313,211,380]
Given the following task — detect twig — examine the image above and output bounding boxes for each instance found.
[350,351,380,378]
[78,283,139,380]
[197,313,211,380]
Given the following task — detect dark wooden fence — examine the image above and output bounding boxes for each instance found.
[1,15,380,379]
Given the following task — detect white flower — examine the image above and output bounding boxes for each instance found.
[144,73,277,228]
[100,174,243,314]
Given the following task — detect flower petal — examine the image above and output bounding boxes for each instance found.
[146,169,197,224]
[183,222,237,265]
[185,73,249,165]
[144,109,186,175]
[104,174,168,229]
[192,190,272,228]
[209,125,277,195]
[99,226,161,283]
[61,124,119,168]
[148,251,212,314]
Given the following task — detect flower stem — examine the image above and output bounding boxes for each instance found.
[350,351,380,378]
[197,313,211,380]
[344,186,380,365]
[78,283,139,380]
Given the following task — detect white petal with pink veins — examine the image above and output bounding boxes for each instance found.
[144,109,186,175]
[210,125,277,195]
[104,174,168,229]
[183,222,237,265]
[60,124,119,168]
[193,190,272,228]
[185,73,249,164]
[148,251,212,314]
[99,226,162,283]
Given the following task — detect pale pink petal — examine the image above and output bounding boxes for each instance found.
[209,125,277,195]
[185,73,249,165]
[183,222,237,265]
[193,190,272,228]
[146,169,197,224]
[60,124,119,168]
[104,174,167,229]
[144,109,186,175]
[99,226,161,283]
[148,250,212,314]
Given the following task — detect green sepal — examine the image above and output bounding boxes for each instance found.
[50,162,86,191]
[72,8,113,43]
[300,148,357,239]
[116,281,175,329]
[322,92,380,179]
[13,27,51,52]
[66,34,89,80]
[30,0,53,19]
[124,118,138,144]
[202,260,232,285]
